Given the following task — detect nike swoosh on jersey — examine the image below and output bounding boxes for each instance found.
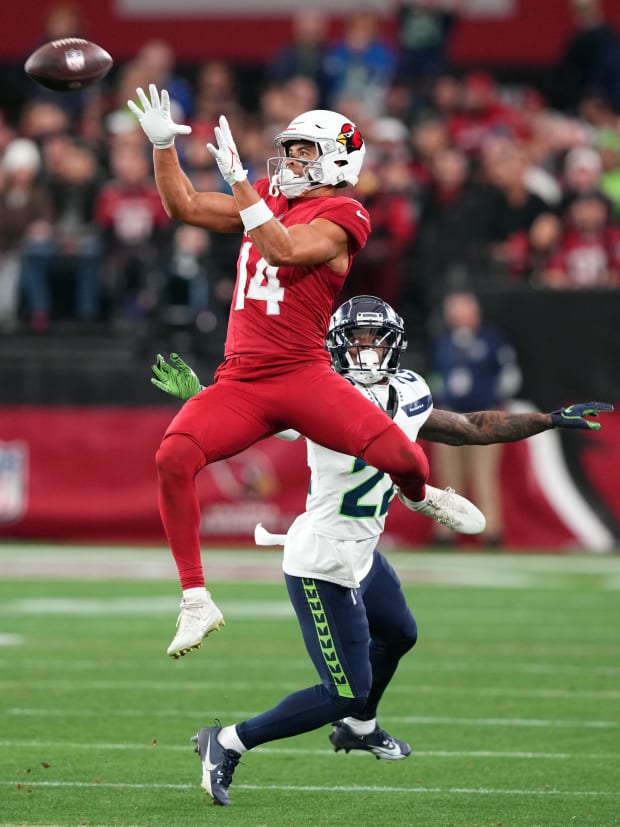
[202,734,218,772]
[356,210,369,222]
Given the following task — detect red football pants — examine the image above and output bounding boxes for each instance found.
[156,362,429,588]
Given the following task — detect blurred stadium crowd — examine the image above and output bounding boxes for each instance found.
[1,1,620,365]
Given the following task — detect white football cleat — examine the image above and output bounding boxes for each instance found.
[398,485,486,535]
[167,592,225,658]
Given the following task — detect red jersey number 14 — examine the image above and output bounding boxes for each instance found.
[235,240,285,315]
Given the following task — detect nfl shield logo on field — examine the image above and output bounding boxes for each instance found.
[0,441,28,523]
[64,48,85,72]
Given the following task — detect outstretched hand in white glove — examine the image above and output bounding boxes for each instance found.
[127,84,192,149]
[206,115,248,187]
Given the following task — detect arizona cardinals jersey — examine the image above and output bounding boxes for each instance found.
[282,369,433,587]
[218,179,371,380]
[544,227,620,287]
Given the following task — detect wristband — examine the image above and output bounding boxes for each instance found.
[239,199,274,232]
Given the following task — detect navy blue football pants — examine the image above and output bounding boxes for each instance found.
[236,550,418,749]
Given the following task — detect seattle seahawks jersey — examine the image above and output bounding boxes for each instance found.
[282,369,433,587]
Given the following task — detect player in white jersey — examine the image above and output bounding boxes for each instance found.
[277,363,436,590]
[151,296,612,806]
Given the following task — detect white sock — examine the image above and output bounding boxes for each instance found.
[397,487,425,508]
[341,716,376,736]
[218,725,247,755]
[183,587,209,602]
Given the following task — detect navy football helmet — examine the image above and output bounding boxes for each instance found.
[326,295,407,385]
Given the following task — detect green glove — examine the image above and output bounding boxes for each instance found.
[549,402,614,431]
[151,353,203,401]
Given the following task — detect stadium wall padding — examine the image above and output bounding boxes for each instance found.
[0,406,618,549]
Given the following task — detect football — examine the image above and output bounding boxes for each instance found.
[24,38,113,92]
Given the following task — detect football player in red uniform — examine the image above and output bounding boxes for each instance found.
[129,85,483,658]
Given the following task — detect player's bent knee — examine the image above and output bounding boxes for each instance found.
[395,613,418,654]
[363,425,429,483]
[399,615,418,652]
[384,631,417,658]
[373,633,416,661]
[156,434,205,481]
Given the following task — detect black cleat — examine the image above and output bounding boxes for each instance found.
[329,720,412,761]
[192,725,241,805]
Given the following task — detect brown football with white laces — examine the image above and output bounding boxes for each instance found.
[25,38,113,92]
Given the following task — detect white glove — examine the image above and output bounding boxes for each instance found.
[127,84,192,149]
[206,115,248,187]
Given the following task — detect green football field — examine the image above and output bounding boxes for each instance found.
[0,546,619,827]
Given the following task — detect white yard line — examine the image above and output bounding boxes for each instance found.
[0,634,21,647]
[2,677,619,700]
[4,597,295,616]
[2,656,619,677]
[0,780,618,797]
[5,708,618,727]
[0,546,618,571]
[3,597,616,617]
[0,739,618,761]
[0,547,617,586]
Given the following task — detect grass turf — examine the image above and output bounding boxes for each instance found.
[0,547,618,827]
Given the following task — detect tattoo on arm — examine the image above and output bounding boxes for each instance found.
[420,408,553,445]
